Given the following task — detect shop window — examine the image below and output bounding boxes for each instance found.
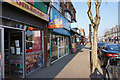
[26,26,43,73]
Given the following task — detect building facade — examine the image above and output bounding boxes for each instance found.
[102,25,120,43]
[0,0,77,79]
[48,0,77,63]
[0,0,50,79]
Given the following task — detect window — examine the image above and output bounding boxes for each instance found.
[53,0,60,11]
[108,45,119,51]
[25,26,43,73]
[65,12,71,21]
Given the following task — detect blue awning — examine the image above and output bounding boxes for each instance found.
[52,28,70,36]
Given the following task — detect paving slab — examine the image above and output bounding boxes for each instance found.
[55,44,90,78]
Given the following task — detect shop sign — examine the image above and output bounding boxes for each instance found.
[3,0,49,22]
[49,8,71,30]
[49,19,62,29]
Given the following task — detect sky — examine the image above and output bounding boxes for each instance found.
[72,1,118,37]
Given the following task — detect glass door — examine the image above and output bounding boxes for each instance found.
[61,37,64,56]
[9,30,23,78]
[4,28,24,78]
[64,37,69,55]
[58,36,64,58]
[0,28,4,79]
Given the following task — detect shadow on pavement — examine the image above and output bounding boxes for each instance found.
[90,68,104,80]
[26,45,84,78]
[90,67,107,80]
[90,57,107,80]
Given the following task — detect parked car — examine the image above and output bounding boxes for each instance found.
[99,44,120,66]
[106,58,120,80]
[97,42,107,57]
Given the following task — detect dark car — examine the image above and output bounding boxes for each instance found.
[99,44,120,66]
[106,58,120,80]
[97,42,107,57]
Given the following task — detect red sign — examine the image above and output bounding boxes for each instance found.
[48,24,62,29]
[33,31,42,51]
[27,0,34,5]
[28,27,34,31]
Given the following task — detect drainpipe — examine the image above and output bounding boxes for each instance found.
[46,1,52,67]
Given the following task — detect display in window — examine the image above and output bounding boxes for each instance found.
[4,29,23,77]
[26,27,43,73]
[15,40,19,47]
[10,47,15,54]
[16,48,20,55]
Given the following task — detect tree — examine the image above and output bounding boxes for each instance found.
[87,0,101,72]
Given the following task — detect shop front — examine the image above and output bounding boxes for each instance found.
[70,28,81,53]
[49,8,71,63]
[1,1,49,79]
[50,29,70,63]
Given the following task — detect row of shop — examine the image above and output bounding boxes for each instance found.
[0,1,83,79]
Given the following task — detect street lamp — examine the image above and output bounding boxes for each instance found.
[89,24,92,44]
[117,27,119,44]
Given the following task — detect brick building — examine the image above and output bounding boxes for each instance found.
[48,0,77,64]
[59,0,76,23]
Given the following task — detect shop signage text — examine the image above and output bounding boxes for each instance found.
[49,8,71,30]
[49,19,62,29]
[3,0,49,22]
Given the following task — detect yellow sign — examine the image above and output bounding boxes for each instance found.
[3,0,49,22]
[49,19,62,29]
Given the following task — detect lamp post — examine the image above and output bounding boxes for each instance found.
[89,24,92,73]
[89,24,92,44]
[117,27,119,44]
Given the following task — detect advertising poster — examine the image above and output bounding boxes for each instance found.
[26,28,43,73]
[16,48,20,55]
[10,47,15,54]
[15,40,19,47]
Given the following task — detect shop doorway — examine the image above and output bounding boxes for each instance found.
[0,28,4,79]
[64,37,69,55]
[58,36,64,58]
[4,28,24,78]
[51,34,69,63]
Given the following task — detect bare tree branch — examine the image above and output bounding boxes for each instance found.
[87,0,96,27]
[95,0,101,28]
[98,0,101,9]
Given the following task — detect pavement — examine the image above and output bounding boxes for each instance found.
[55,44,90,78]
[26,44,91,79]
